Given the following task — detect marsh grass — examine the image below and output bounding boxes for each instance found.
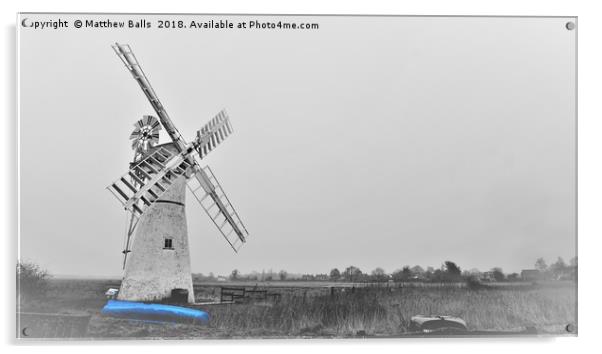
[206,285,575,336]
[18,279,576,338]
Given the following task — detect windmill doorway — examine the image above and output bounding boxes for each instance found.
[170,288,189,303]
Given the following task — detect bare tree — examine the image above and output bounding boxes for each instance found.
[329,268,341,281]
[444,261,462,279]
[370,267,387,282]
[342,266,363,282]
[17,261,50,301]
[391,266,412,282]
[550,257,567,280]
[535,258,548,272]
[491,267,505,281]
[411,265,425,275]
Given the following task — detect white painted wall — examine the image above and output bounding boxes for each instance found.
[118,151,195,303]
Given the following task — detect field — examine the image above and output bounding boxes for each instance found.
[18,279,577,339]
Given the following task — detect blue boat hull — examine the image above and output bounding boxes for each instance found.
[101,300,209,324]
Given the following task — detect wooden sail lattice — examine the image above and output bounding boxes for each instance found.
[109,43,250,261]
[107,147,191,216]
[187,166,249,252]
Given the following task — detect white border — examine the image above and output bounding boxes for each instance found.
[3,0,601,353]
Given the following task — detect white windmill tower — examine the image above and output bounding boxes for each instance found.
[107,43,249,303]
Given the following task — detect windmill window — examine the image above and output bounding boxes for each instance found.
[164,238,174,250]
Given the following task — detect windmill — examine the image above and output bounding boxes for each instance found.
[107,43,249,303]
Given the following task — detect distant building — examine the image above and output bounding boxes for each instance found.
[314,274,330,281]
[480,271,496,282]
[411,275,426,281]
[521,269,542,281]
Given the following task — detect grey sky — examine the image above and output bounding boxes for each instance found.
[19,14,576,277]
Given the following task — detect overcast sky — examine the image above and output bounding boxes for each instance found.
[18,14,576,277]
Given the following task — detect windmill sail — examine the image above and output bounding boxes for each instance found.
[194,109,233,159]
[112,43,188,153]
[187,166,249,252]
[107,147,193,216]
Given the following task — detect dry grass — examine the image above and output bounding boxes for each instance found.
[18,279,576,338]
[205,284,575,337]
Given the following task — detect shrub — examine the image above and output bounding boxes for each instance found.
[465,275,485,290]
[17,261,50,301]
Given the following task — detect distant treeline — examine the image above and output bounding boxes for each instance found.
[193,256,577,283]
